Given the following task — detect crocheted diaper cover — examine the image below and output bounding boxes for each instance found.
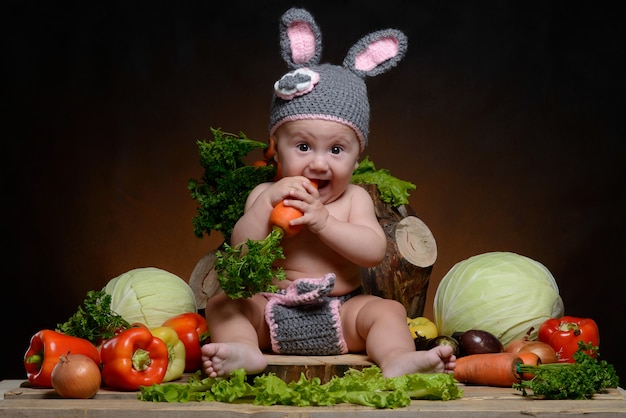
[263,273,353,355]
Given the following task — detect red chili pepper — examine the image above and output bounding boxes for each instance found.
[162,312,210,372]
[538,316,600,363]
[100,327,168,390]
[23,329,101,388]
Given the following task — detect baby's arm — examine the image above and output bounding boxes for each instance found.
[230,176,311,245]
[304,185,386,267]
[229,184,272,245]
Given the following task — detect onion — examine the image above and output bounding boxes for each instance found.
[51,352,102,399]
[518,341,559,364]
[504,338,529,353]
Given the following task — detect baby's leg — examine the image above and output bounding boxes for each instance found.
[201,292,269,377]
[342,296,456,378]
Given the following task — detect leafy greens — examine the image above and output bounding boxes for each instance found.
[351,156,416,207]
[138,366,462,408]
[188,128,275,240]
[214,227,284,299]
[514,342,619,400]
[56,290,130,345]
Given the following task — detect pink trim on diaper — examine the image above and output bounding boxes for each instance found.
[329,298,348,354]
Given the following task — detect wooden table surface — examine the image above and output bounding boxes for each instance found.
[2,378,625,418]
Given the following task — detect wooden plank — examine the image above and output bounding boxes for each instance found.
[1,386,625,418]
[8,383,622,402]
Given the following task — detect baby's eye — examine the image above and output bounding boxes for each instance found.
[297,143,310,152]
[330,146,343,155]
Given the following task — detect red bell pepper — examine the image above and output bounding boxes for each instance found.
[538,316,600,363]
[100,327,168,390]
[23,329,101,388]
[162,312,210,372]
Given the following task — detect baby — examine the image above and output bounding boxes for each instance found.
[201,7,455,378]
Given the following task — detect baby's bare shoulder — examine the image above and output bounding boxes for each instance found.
[347,183,372,197]
[327,184,376,219]
[347,184,377,208]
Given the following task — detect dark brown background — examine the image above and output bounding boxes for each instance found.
[4,1,624,382]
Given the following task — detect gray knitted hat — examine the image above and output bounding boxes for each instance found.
[269,8,408,151]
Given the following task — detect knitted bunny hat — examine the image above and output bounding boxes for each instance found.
[269,8,408,151]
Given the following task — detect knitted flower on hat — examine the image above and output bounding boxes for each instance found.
[269,8,408,152]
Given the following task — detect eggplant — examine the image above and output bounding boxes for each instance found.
[428,335,460,356]
[414,335,460,357]
[455,329,503,356]
[413,335,432,351]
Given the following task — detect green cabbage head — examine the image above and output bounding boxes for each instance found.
[433,252,564,346]
[104,267,197,328]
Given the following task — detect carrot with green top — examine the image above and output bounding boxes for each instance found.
[215,179,317,299]
[453,352,523,387]
[516,351,541,380]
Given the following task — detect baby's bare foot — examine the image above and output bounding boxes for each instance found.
[201,342,267,377]
[381,345,456,378]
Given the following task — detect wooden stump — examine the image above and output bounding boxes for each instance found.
[189,249,222,310]
[258,354,374,383]
[358,183,437,318]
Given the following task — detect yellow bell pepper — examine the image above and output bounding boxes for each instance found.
[407,317,438,339]
[150,326,186,382]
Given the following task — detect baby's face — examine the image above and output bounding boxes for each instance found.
[274,119,360,203]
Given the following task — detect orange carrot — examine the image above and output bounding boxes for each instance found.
[270,160,282,181]
[269,180,318,238]
[516,351,540,380]
[262,138,283,180]
[517,351,541,366]
[270,202,304,238]
[453,352,523,387]
[263,137,276,161]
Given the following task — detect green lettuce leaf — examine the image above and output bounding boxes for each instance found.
[138,366,462,408]
[351,156,416,207]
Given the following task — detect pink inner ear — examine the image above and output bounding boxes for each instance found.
[354,37,399,71]
[287,21,316,64]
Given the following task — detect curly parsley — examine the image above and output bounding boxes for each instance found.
[214,227,285,299]
[56,290,130,345]
[514,342,619,399]
[189,128,275,240]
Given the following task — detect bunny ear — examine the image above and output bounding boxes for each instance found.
[279,8,322,69]
[343,29,408,78]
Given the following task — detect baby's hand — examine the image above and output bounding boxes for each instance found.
[280,178,328,234]
[265,176,311,207]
